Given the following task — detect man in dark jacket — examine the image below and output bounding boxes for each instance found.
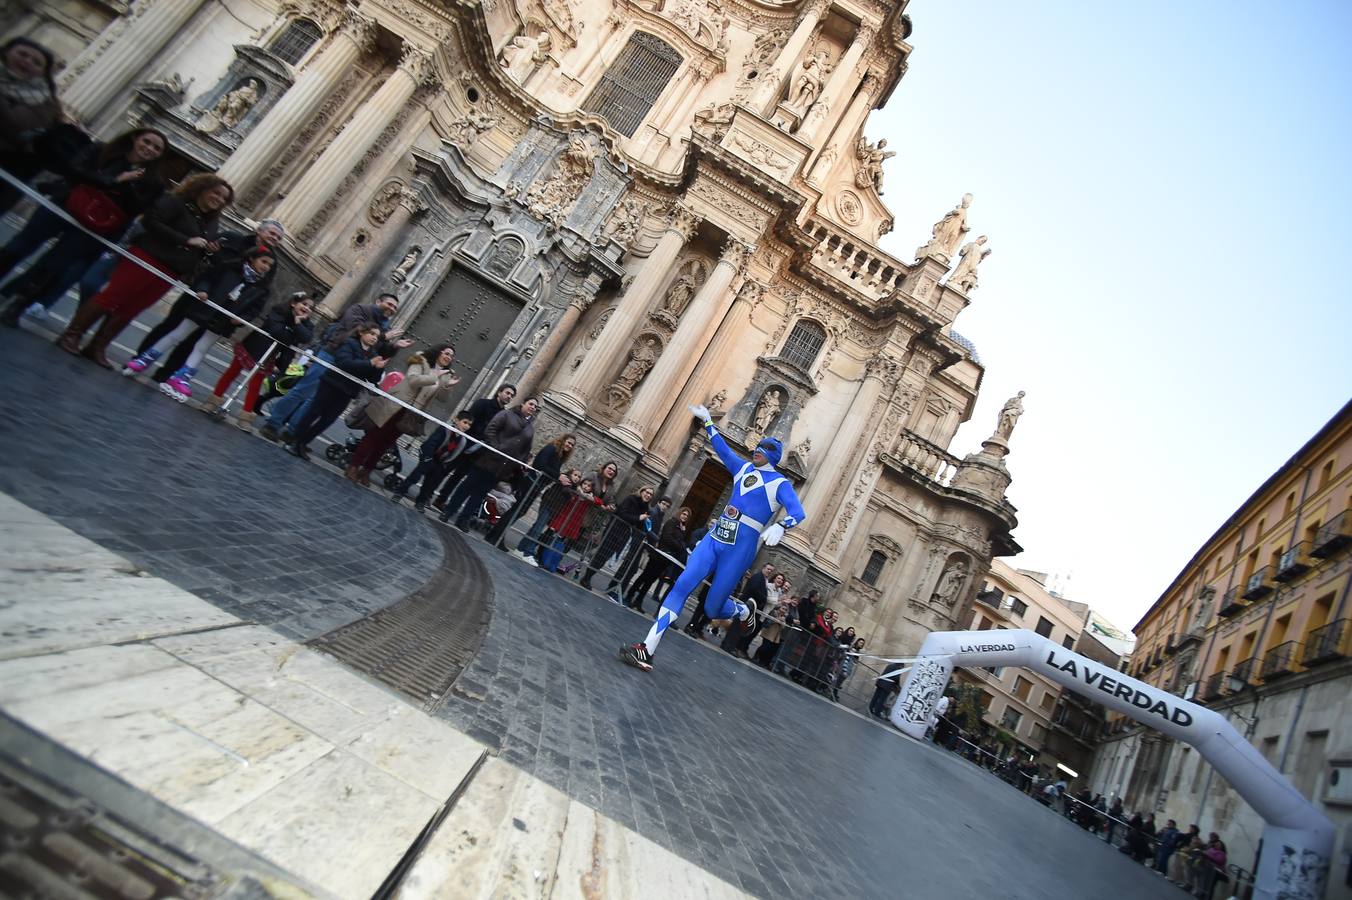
[439,398,537,530]
[579,486,654,594]
[608,494,670,602]
[390,410,473,510]
[434,383,517,507]
[721,563,772,656]
[869,661,906,718]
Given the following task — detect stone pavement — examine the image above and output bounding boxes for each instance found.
[0,323,1173,899]
[0,491,744,899]
[0,326,440,641]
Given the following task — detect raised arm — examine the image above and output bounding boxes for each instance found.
[689,404,746,474]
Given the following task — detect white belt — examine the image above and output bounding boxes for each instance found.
[723,510,766,532]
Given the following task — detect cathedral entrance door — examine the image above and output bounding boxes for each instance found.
[404,266,524,418]
[682,460,731,532]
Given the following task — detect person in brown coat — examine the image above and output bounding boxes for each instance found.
[438,398,538,530]
[347,344,460,485]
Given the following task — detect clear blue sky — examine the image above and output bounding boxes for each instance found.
[869,1,1352,633]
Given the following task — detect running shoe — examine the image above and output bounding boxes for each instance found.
[619,642,653,672]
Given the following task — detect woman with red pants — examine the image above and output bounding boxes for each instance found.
[56,173,231,367]
[346,344,460,485]
[204,292,314,429]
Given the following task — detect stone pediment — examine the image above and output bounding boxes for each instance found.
[719,106,809,185]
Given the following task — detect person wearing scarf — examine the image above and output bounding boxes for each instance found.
[0,37,60,213]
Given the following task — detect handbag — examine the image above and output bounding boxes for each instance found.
[394,407,426,437]
[344,398,375,430]
[65,184,129,236]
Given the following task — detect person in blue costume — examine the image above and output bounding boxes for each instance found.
[620,403,805,672]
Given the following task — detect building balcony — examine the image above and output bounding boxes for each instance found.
[1230,656,1258,687]
[1301,619,1351,666]
[1201,670,1228,701]
[1274,543,1312,582]
[1312,511,1351,559]
[1165,634,1177,655]
[974,589,1012,621]
[1217,587,1245,618]
[1176,625,1205,649]
[1260,641,1303,681]
[1242,566,1274,601]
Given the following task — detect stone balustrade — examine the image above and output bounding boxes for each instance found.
[803,219,908,301]
[883,431,960,486]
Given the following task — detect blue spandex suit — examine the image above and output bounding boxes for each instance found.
[624,417,805,668]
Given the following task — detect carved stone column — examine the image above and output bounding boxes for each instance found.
[808,72,879,182]
[61,0,211,122]
[752,0,831,114]
[318,186,425,318]
[551,206,701,415]
[516,273,604,399]
[796,21,875,145]
[612,237,749,452]
[270,46,435,234]
[798,354,894,527]
[648,278,763,467]
[217,10,376,194]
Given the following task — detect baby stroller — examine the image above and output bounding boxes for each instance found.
[472,482,516,531]
[325,435,404,489]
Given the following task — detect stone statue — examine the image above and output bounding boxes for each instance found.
[931,560,969,606]
[993,390,1025,442]
[948,234,991,292]
[659,273,696,316]
[523,323,549,358]
[1190,588,1214,632]
[792,436,812,463]
[391,246,421,282]
[752,388,782,434]
[196,78,261,134]
[785,50,831,114]
[603,197,645,248]
[524,134,596,225]
[707,389,727,415]
[854,137,895,192]
[447,109,497,148]
[917,193,973,260]
[615,337,659,391]
[501,31,551,83]
[693,100,736,131]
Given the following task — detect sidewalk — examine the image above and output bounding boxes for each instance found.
[0,490,745,899]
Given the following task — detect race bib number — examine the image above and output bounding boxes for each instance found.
[713,506,740,544]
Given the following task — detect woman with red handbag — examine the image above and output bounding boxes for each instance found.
[0,128,167,327]
[55,173,231,367]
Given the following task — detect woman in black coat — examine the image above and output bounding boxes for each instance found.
[625,505,690,613]
[1,127,167,326]
[486,432,576,547]
[438,399,538,530]
[286,322,388,459]
[204,291,315,428]
[578,487,654,592]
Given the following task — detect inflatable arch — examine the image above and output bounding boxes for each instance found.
[889,629,1332,900]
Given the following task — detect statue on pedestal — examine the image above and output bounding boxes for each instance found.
[615,337,659,392]
[752,388,782,434]
[930,559,969,607]
[391,246,421,282]
[854,137,895,192]
[916,193,972,260]
[785,50,831,114]
[501,31,551,84]
[993,390,1024,442]
[948,234,991,293]
[196,78,261,134]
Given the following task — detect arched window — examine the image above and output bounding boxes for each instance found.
[861,550,887,587]
[780,319,826,371]
[580,32,681,138]
[271,18,323,65]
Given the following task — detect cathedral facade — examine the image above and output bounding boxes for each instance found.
[20,0,1021,655]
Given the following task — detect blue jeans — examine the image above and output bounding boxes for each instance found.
[265,350,332,434]
[78,252,119,303]
[516,510,552,556]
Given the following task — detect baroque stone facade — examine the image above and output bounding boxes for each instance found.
[42,0,1021,658]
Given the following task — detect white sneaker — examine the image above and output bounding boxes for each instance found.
[23,303,47,322]
[516,551,538,568]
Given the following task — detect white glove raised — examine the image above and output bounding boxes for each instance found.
[761,523,785,546]
[689,403,711,421]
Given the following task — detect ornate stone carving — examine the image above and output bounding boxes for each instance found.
[659,273,697,317]
[195,78,261,134]
[367,182,404,225]
[523,133,597,227]
[391,245,421,282]
[693,100,736,138]
[835,190,863,226]
[340,7,379,53]
[917,193,972,261]
[668,205,702,241]
[665,0,730,48]
[447,109,498,148]
[686,177,765,231]
[930,559,969,607]
[382,0,453,41]
[606,334,661,411]
[991,390,1025,442]
[523,323,550,358]
[854,137,895,192]
[751,388,782,435]
[729,133,793,179]
[791,436,812,464]
[570,306,613,370]
[947,235,992,293]
[738,28,787,97]
[785,49,831,115]
[602,197,646,249]
[707,389,728,415]
[501,30,552,83]
[540,0,581,44]
[398,45,438,88]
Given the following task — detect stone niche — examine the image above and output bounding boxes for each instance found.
[130,45,294,171]
[720,355,819,452]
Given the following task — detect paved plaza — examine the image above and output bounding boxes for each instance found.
[0,327,1173,899]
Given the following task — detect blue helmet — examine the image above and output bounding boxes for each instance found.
[755,437,783,466]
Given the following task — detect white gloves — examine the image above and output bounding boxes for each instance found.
[689,403,711,422]
[761,523,785,546]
